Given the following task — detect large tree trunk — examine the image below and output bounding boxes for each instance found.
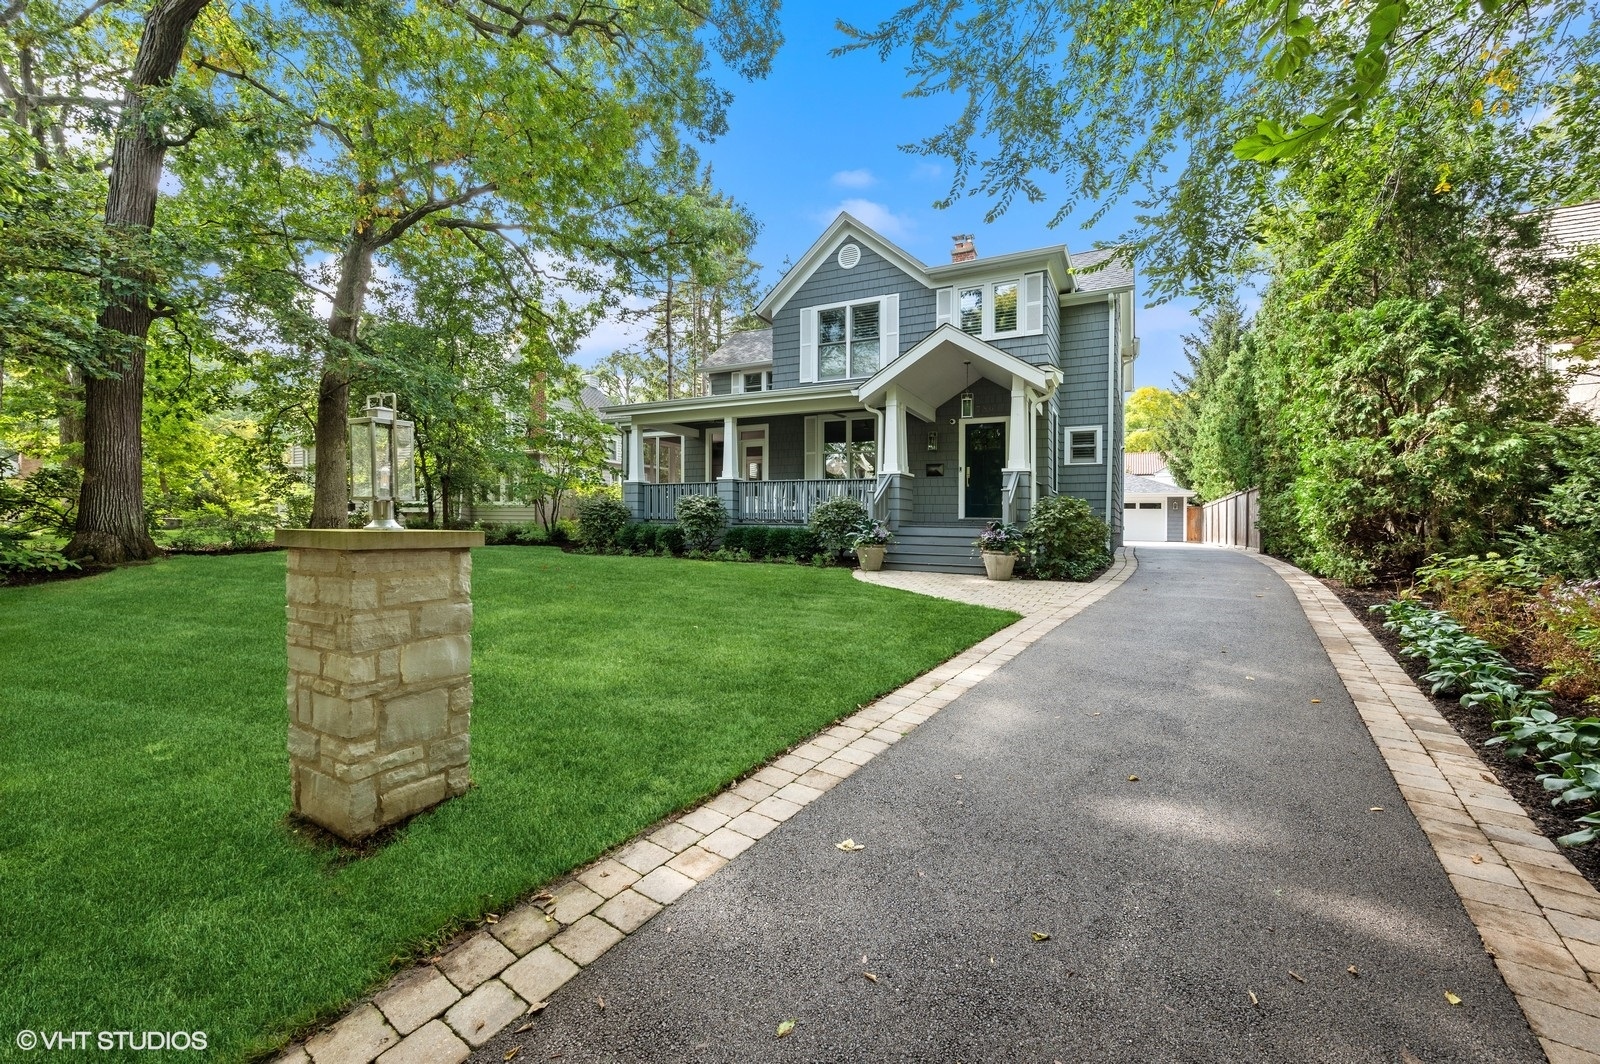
[66,0,211,564]
[309,234,376,528]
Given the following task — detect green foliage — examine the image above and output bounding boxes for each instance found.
[1124,386,1182,454]
[1512,425,1600,581]
[0,466,81,576]
[577,497,631,552]
[1025,496,1110,580]
[846,520,893,548]
[809,497,869,556]
[675,493,728,553]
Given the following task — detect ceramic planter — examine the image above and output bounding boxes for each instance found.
[981,551,1016,581]
[855,544,887,572]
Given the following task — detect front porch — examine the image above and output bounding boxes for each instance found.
[609,326,1061,571]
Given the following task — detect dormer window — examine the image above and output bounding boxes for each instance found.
[743,371,765,392]
[938,273,1045,338]
[958,287,983,334]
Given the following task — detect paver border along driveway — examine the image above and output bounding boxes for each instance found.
[274,554,1138,1064]
[1255,551,1600,1064]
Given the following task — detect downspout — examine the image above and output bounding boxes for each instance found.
[1106,293,1117,534]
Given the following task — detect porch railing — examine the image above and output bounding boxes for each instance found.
[740,478,873,524]
[636,481,715,521]
[1002,470,1022,524]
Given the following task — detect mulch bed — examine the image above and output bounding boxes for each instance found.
[1324,579,1600,896]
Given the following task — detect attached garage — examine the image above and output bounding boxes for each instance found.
[1123,473,1194,542]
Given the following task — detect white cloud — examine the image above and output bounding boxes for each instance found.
[830,168,876,189]
[813,199,914,240]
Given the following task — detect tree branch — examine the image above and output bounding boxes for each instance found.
[194,58,355,150]
[371,183,498,248]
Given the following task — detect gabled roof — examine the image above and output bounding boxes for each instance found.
[1124,472,1193,496]
[577,384,612,412]
[755,213,931,322]
[854,324,1057,416]
[702,329,773,371]
[1124,450,1170,476]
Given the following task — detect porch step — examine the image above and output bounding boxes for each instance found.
[882,525,988,574]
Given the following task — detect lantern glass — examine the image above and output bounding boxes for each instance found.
[960,392,974,419]
[349,420,374,499]
[373,421,393,498]
[395,421,416,502]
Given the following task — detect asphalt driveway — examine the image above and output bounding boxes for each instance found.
[470,546,1540,1063]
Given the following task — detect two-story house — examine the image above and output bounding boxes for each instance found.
[603,213,1137,572]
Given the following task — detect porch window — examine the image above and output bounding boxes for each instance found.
[643,435,681,484]
[823,417,876,479]
[818,302,881,380]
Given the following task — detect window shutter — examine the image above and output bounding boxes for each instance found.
[804,415,822,479]
[935,287,954,328]
[799,310,817,384]
[881,293,900,363]
[1023,272,1045,334]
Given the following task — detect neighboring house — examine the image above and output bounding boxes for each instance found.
[1534,200,1600,413]
[602,213,1138,572]
[465,380,621,524]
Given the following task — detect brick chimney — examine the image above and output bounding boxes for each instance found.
[951,234,976,262]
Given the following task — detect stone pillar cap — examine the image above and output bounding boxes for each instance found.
[275,529,486,551]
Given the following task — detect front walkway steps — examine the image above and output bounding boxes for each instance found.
[271,553,1139,1064]
[1255,552,1600,1064]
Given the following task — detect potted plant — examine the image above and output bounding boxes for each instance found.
[847,520,893,572]
[973,520,1025,580]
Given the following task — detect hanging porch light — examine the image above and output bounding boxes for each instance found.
[349,393,417,530]
[959,360,974,419]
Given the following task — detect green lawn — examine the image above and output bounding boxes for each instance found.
[0,549,1012,1060]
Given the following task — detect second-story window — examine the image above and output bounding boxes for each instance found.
[958,287,983,334]
[743,371,765,392]
[818,302,881,380]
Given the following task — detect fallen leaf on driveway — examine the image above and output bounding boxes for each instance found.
[595,996,605,1010]
[1288,971,1305,984]
[526,1001,549,1016]
[1445,991,1463,1006]
[1128,775,1140,782]
[863,972,878,983]
[485,913,500,924]
[1310,699,1322,704]
[836,839,864,852]
[1369,807,1384,812]
[1032,931,1051,942]
[503,1047,521,1061]
[1246,676,1256,681]
[1470,854,1484,864]
[1347,965,1359,977]
[1248,991,1259,1006]
[776,1020,796,1038]
[515,1023,534,1034]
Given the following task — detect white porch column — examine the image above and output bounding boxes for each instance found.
[626,424,645,483]
[1006,376,1029,470]
[720,414,739,479]
[882,387,905,475]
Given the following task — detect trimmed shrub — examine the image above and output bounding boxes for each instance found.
[810,497,869,558]
[659,524,686,556]
[577,497,631,551]
[617,522,643,554]
[1027,495,1111,581]
[743,526,772,560]
[722,526,749,553]
[676,494,727,553]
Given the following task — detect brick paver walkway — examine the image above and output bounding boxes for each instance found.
[853,554,1134,616]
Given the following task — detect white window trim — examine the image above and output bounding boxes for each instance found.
[799,294,900,384]
[730,368,773,394]
[1063,425,1104,466]
[809,413,878,481]
[957,416,1009,520]
[939,272,1044,339]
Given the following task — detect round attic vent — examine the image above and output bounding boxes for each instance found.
[836,243,861,269]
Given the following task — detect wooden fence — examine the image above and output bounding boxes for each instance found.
[1201,488,1260,550]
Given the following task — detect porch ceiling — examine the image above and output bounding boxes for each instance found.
[854,325,1057,414]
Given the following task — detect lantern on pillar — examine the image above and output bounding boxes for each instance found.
[349,393,416,530]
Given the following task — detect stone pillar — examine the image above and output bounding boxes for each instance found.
[276,529,486,841]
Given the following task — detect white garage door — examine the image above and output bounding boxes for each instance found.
[1124,499,1168,541]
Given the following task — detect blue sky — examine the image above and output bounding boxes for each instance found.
[573,5,1203,392]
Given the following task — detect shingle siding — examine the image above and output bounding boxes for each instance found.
[911,378,1011,524]
[1056,301,1113,522]
[770,243,936,390]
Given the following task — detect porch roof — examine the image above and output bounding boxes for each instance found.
[853,325,1058,415]
[599,382,863,431]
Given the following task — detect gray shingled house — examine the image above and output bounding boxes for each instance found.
[602,213,1138,572]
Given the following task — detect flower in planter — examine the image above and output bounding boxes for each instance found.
[973,520,1025,555]
[846,520,894,549]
